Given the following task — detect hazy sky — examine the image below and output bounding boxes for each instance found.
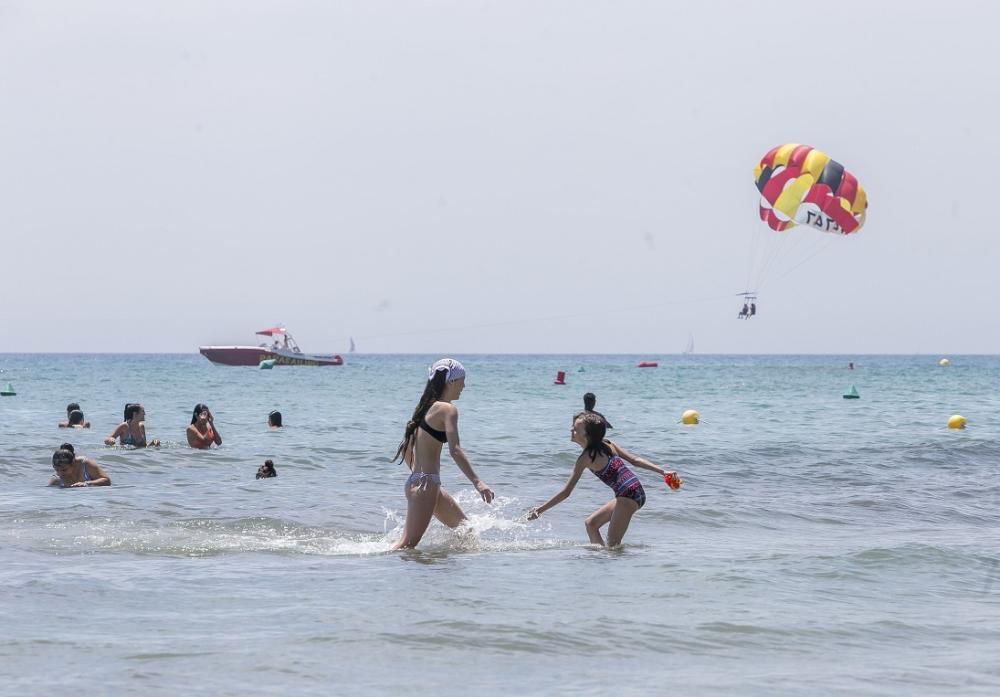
[1,1,996,354]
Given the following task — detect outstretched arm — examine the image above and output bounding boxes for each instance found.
[528,458,588,519]
[609,441,669,477]
[444,406,494,503]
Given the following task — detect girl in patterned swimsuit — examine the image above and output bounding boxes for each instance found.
[390,358,495,550]
[529,412,678,547]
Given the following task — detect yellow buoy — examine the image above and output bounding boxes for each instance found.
[939,358,950,367]
[681,409,699,425]
[947,414,967,429]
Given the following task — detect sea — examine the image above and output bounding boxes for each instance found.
[1,353,998,696]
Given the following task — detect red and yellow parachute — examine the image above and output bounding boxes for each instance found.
[754,144,867,234]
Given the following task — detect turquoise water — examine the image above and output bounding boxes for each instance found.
[1,353,999,696]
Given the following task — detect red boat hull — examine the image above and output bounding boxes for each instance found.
[199,346,344,366]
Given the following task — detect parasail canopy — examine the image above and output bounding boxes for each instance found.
[754,144,868,234]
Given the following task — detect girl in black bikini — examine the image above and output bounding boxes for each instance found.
[391,359,494,550]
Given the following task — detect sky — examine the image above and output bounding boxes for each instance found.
[1,0,997,354]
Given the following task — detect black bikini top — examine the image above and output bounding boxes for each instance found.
[419,418,447,443]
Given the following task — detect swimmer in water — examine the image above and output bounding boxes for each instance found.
[105,403,160,447]
[48,446,111,487]
[187,403,222,449]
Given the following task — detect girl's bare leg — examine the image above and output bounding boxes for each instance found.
[433,487,468,528]
[392,481,441,550]
[605,497,639,548]
[584,499,617,546]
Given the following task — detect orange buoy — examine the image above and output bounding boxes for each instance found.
[553,370,566,385]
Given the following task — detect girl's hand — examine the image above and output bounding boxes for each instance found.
[527,508,540,521]
[70,482,87,488]
[104,437,115,446]
[475,480,494,503]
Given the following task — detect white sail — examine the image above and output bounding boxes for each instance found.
[349,337,356,353]
[683,333,694,354]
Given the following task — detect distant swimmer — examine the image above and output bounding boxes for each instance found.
[49,446,111,488]
[105,403,160,447]
[391,358,494,550]
[582,392,613,429]
[187,403,223,449]
[528,412,678,548]
[256,459,277,479]
[267,410,283,428]
[58,402,90,429]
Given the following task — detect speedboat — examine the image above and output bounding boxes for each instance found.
[199,327,344,366]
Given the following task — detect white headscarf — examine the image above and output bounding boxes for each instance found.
[428,358,466,383]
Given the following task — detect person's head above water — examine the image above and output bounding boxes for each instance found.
[191,403,210,425]
[267,410,282,428]
[52,448,75,468]
[66,402,81,416]
[123,403,144,423]
[68,409,86,426]
[256,459,277,479]
[583,392,596,411]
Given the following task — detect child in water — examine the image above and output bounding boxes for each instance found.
[528,412,676,547]
[256,459,277,479]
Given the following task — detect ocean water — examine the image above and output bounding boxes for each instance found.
[1,353,999,696]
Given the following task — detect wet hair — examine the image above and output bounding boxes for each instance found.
[123,403,143,423]
[68,409,85,426]
[60,442,76,454]
[576,413,613,460]
[256,459,277,479]
[393,369,448,462]
[191,404,209,425]
[52,448,75,466]
[66,402,81,414]
[268,410,283,427]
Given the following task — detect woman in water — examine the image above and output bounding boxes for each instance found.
[105,403,159,447]
[49,446,111,487]
[267,410,283,428]
[59,402,91,429]
[528,412,676,547]
[187,403,222,449]
[391,358,494,550]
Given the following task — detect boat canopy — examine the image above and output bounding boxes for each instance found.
[256,327,287,336]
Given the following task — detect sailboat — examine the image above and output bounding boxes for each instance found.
[683,333,694,355]
[349,337,356,353]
